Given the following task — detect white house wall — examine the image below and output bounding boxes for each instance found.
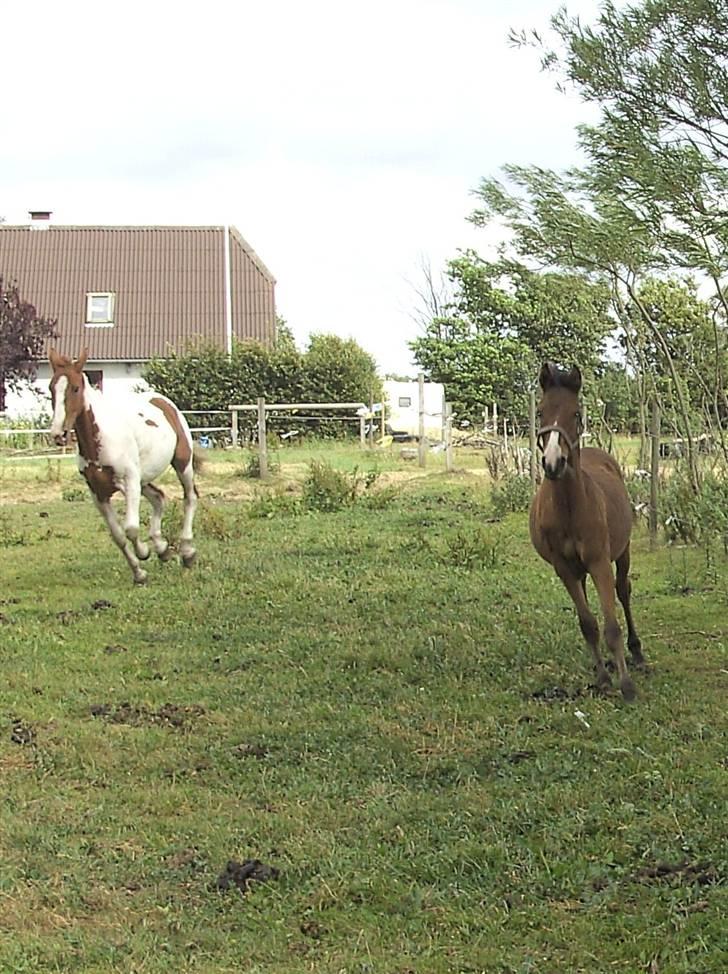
[4,362,147,420]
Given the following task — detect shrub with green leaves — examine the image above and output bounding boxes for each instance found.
[489,474,532,519]
[302,461,379,512]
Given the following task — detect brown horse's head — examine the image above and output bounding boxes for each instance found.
[48,347,88,445]
[537,362,583,480]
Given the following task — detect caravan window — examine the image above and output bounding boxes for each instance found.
[398,396,412,408]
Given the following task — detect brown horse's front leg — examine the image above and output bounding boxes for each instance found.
[555,565,612,691]
[590,560,635,702]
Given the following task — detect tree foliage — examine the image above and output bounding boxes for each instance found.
[409,255,613,422]
[0,277,57,411]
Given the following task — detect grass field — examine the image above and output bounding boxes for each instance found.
[1,444,727,973]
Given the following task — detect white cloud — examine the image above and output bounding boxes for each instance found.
[2,0,601,374]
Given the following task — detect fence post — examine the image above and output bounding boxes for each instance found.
[445,402,453,472]
[529,389,538,490]
[492,401,498,439]
[359,413,366,448]
[368,392,375,449]
[257,397,269,479]
[231,408,239,448]
[418,372,427,467]
[649,398,661,548]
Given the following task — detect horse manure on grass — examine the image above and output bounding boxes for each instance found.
[10,719,36,746]
[213,859,280,893]
[89,702,204,728]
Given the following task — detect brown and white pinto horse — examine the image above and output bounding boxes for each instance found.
[49,348,198,584]
[530,363,644,701]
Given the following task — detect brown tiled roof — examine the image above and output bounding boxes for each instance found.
[0,225,276,361]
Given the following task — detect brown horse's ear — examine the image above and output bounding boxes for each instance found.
[539,362,556,390]
[48,347,61,369]
[76,348,88,371]
[563,366,582,393]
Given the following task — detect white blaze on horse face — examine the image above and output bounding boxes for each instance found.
[543,429,563,474]
[50,375,68,439]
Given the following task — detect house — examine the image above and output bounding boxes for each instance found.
[0,213,276,416]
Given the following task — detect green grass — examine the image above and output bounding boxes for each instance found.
[1,457,727,973]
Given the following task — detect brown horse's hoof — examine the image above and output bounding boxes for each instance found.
[620,677,636,702]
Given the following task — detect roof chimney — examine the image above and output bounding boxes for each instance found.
[29,210,52,229]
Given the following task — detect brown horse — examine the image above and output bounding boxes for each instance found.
[530,363,644,701]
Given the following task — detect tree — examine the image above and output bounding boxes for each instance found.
[409,254,613,424]
[300,333,381,405]
[0,278,57,412]
[500,0,728,483]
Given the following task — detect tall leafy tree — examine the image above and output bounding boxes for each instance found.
[0,278,57,412]
[409,254,613,423]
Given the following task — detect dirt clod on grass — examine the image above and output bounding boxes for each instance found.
[91,599,115,611]
[213,859,280,893]
[89,702,205,728]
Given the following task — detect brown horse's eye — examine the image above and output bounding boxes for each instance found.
[71,385,80,393]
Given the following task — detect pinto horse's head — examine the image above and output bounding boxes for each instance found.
[536,362,583,481]
[48,348,89,446]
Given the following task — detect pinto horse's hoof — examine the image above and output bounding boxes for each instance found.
[158,544,174,563]
[181,550,197,569]
[133,569,149,585]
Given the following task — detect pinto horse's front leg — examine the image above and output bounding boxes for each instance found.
[122,477,150,562]
[94,498,148,585]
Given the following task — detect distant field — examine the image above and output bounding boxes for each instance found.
[1,445,726,973]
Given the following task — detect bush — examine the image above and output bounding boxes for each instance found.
[489,474,532,519]
[302,461,379,512]
[661,467,728,548]
[248,490,302,519]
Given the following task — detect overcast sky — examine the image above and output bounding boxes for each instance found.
[2,0,601,375]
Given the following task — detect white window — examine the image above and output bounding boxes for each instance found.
[398,396,412,408]
[85,292,115,326]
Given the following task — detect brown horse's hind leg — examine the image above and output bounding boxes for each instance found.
[590,560,635,702]
[556,567,612,691]
[615,545,644,665]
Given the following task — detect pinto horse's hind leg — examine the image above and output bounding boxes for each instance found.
[556,564,612,691]
[175,459,198,568]
[616,545,644,665]
[94,497,148,585]
[142,483,174,562]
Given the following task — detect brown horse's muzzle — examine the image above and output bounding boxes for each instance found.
[53,431,69,447]
[543,454,567,480]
